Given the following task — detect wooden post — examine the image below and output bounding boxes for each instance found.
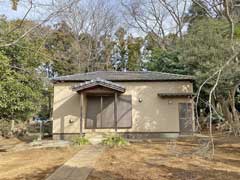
[80,93,83,135]
[39,120,43,140]
[100,96,103,128]
[114,92,118,132]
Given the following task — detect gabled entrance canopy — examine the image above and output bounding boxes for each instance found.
[72,78,126,134]
[72,78,126,93]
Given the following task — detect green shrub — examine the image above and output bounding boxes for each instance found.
[71,136,90,146]
[0,120,11,137]
[102,134,129,147]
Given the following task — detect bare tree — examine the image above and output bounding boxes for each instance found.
[121,0,189,46]
[158,0,189,39]
[0,0,81,48]
[121,0,169,48]
[56,0,118,72]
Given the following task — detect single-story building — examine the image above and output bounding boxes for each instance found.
[52,71,195,140]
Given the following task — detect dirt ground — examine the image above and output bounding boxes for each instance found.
[88,135,240,180]
[0,138,78,180]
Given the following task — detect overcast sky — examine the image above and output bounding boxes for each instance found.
[0,0,122,20]
[0,0,183,37]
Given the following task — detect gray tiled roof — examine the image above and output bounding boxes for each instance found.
[53,71,194,82]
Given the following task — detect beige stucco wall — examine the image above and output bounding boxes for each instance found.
[53,81,193,134]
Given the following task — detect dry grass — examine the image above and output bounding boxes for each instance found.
[88,135,240,180]
[0,138,78,180]
[0,135,239,180]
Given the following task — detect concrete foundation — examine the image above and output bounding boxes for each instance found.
[52,132,180,141]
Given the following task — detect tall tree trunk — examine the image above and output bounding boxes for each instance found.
[219,97,232,123]
[230,84,240,123]
[219,85,240,136]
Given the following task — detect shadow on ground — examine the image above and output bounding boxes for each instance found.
[88,163,240,180]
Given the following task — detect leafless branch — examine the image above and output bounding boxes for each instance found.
[158,0,188,38]
[0,0,80,48]
[6,0,33,36]
[195,71,219,131]
[192,0,212,17]
[192,0,224,17]
[120,0,169,45]
[223,0,234,42]
[208,70,222,157]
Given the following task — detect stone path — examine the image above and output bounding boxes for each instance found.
[46,145,105,180]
